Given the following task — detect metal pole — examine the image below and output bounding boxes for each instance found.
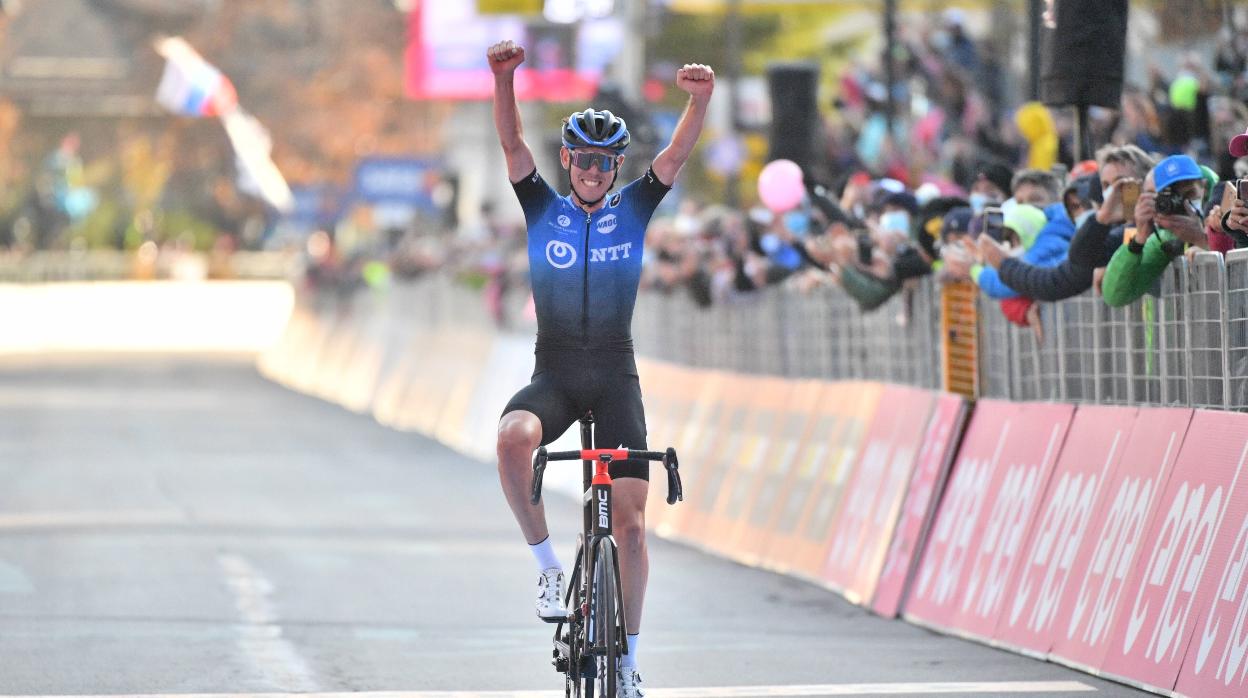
[725,0,742,208]
[1028,0,1042,101]
[619,0,646,105]
[1074,104,1090,162]
[884,0,897,134]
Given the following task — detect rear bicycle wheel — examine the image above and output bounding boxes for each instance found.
[564,539,586,698]
[590,538,623,698]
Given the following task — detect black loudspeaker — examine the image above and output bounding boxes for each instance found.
[1041,0,1128,108]
[767,62,825,180]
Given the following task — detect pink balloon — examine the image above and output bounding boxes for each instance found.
[758,159,805,212]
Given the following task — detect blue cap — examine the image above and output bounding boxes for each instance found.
[1154,155,1203,192]
[941,206,974,240]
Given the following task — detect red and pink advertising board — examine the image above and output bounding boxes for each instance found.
[820,385,935,603]
[1046,408,1190,672]
[1172,411,1248,697]
[1101,410,1248,694]
[872,393,966,618]
[905,400,1074,636]
[992,405,1137,655]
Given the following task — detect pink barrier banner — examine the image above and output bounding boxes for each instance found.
[872,393,966,618]
[821,385,935,604]
[1102,410,1248,694]
[1047,408,1190,673]
[905,400,1074,636]
[1172,411,1248,698]
[993,405,1137,655]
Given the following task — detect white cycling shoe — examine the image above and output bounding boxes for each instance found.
[535,567,568,622]
[618,664,645,697]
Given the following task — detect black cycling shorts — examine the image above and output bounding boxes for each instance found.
[501,349,649,480]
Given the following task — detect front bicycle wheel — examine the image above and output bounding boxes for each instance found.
[590,538,623,698]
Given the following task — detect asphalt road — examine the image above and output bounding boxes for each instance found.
[0,354,1147,697]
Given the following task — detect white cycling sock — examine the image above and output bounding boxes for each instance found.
[529,536,561,573]
[622,633,640,668]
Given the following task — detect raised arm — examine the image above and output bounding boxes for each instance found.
[651,63,715,186]
[488,40,536,183]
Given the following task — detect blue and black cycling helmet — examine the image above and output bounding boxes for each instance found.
[561,109,630,152]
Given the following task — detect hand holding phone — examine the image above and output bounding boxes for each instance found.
[983,206,1005,242]
[1120,179,1141,216]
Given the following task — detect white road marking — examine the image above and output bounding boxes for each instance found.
[217,553,319,692]
[0,680,1098,697]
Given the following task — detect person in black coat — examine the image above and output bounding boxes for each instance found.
[997,144,1154,300]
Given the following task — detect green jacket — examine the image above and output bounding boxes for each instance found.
[1101,228,1178,307]
[1101,165,1220,308]
[840,265,902,311]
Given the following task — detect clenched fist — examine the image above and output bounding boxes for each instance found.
[487,40,525,75]
[676,63,715,98]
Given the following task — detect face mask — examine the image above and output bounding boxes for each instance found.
[784,211,810,237]
[969,192,992,214]
[1001,198,1019,218]
[1188,198,1203,217]
[1075,209,1096,228]
[879,210,910,235]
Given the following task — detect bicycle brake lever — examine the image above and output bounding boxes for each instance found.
[530,447,548,505]
[664,447,683,505]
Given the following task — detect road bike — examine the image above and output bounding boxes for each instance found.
[530,412,683,698]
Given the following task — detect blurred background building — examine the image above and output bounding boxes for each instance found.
[0,1,1241,266]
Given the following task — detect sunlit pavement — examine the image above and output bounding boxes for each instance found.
[0,355,1145,696]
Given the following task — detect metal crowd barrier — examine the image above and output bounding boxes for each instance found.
[629,250,1248,411]
[335,250,1248,412]
[633,281,942,390]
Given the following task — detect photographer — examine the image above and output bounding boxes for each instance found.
[1102,154,1219,308]
[990,145,1155,301]
[1215,173,1248,248]
[1218,188,1248,248]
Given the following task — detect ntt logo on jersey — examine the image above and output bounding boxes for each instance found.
[546,240,577,269]
[597,214,618,235]
[557,214,571,227]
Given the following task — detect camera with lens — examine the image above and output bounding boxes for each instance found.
[1154,187,1191,216]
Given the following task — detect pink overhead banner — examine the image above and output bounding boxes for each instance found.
[1102,410,1248,694]
[405,3,623,101]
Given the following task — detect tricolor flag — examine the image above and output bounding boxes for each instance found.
[154,37,238,117]
[153,37,292,213]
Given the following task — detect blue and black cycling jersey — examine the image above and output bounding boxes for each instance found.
[512,167,670,354]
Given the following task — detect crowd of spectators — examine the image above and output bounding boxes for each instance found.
[305,8,1248,338]
[617,9,1248,340]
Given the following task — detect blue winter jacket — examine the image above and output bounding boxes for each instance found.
[975,202,1076,299]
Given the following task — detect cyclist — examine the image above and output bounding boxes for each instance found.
[488,39,713,697]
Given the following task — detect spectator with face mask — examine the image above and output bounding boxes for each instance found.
[969,169,1070,298]
[1102,154,1219,307]
[968,160,1013,214]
